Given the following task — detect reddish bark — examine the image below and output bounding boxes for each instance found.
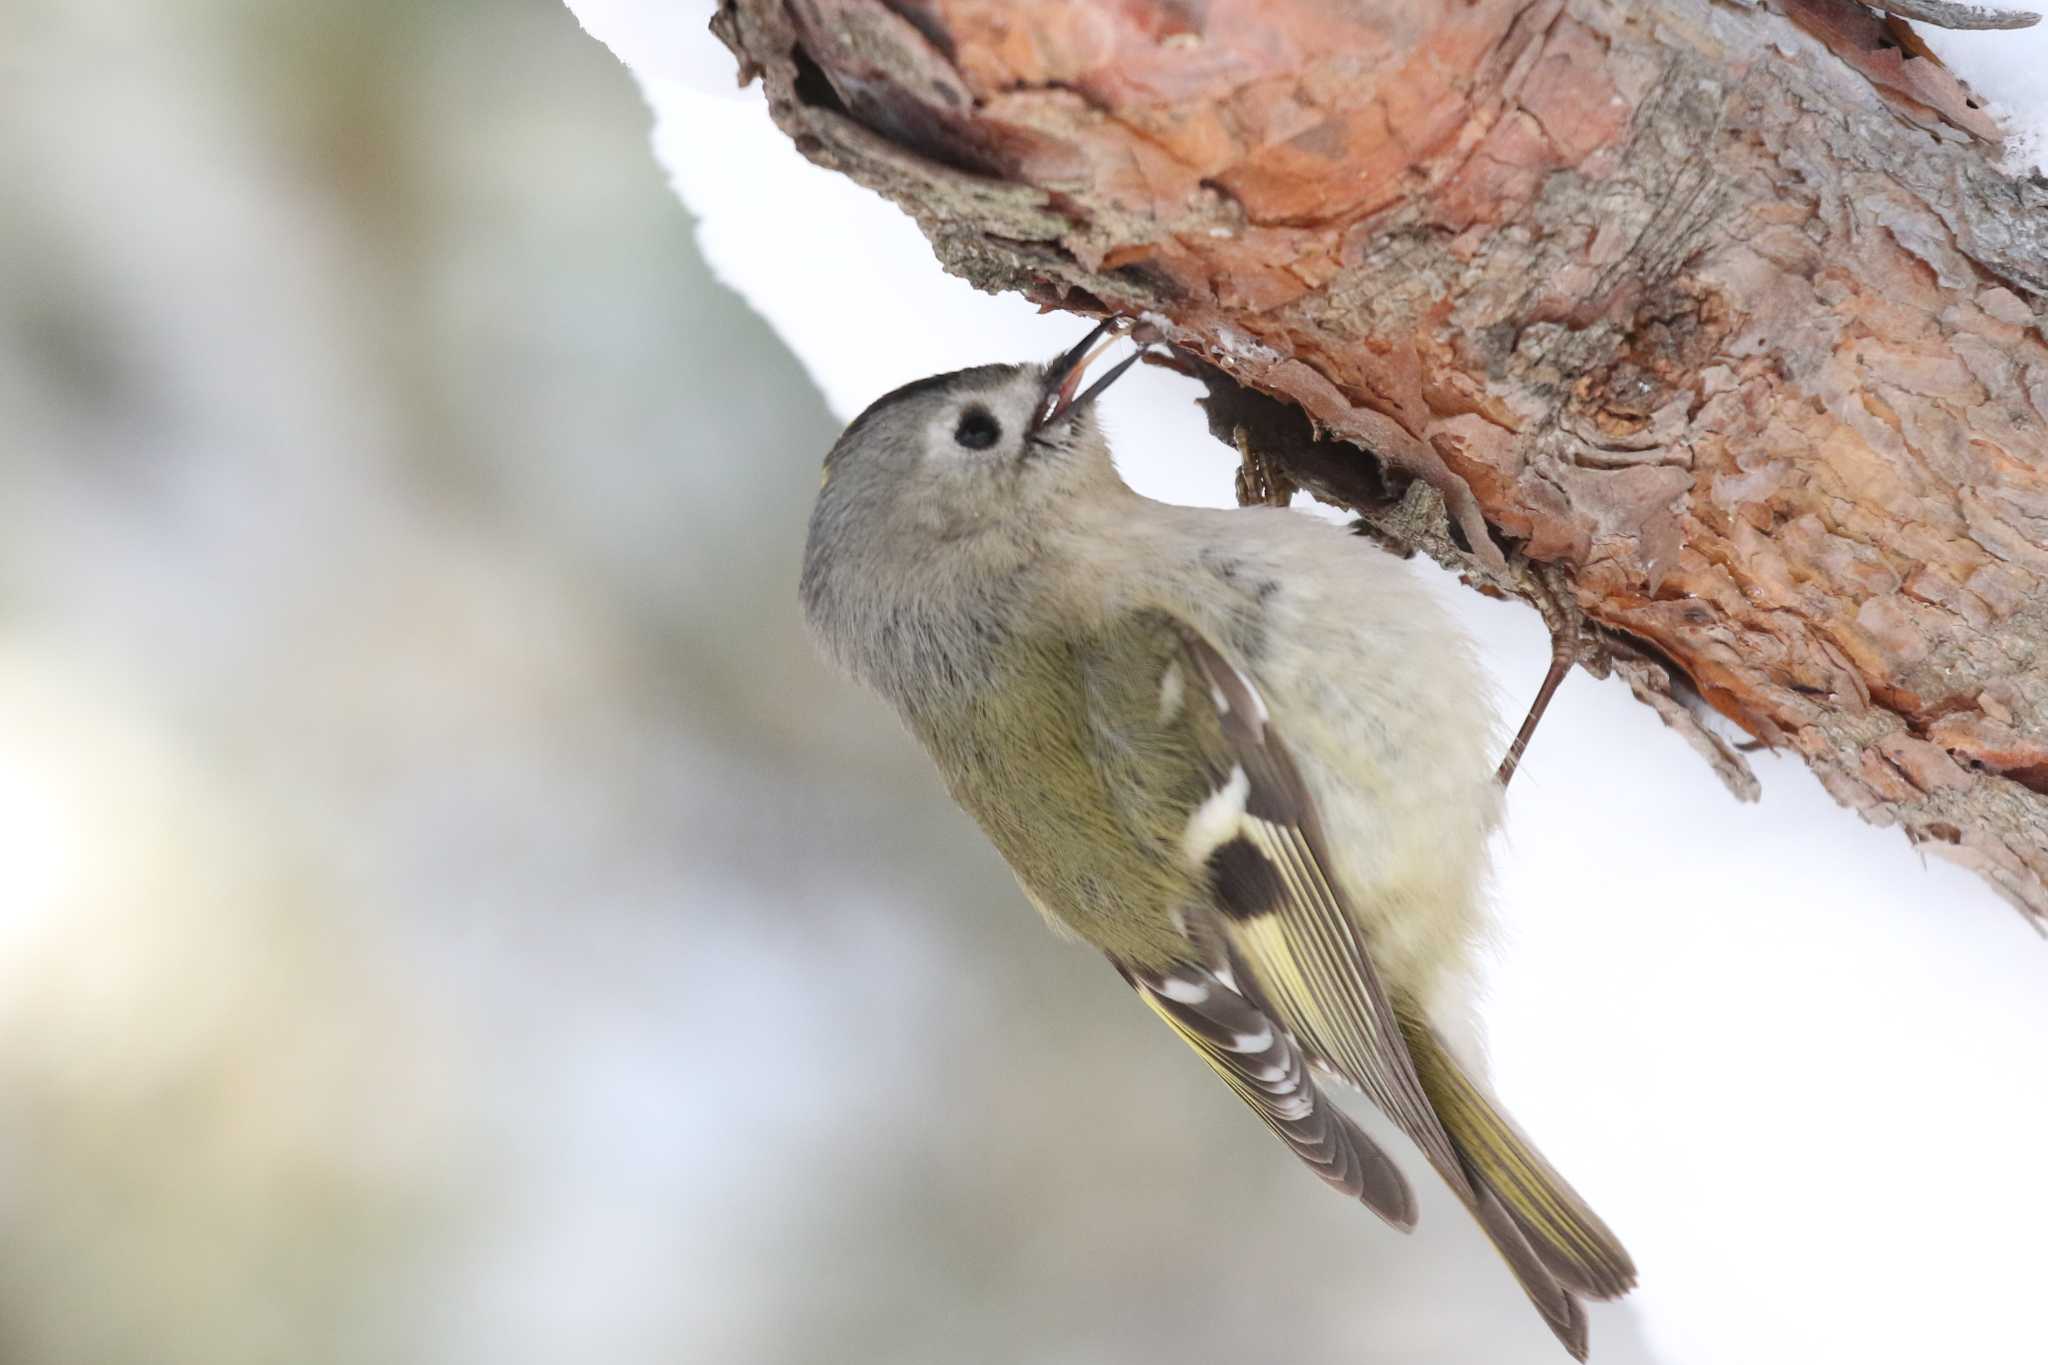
[713,0,2048,919]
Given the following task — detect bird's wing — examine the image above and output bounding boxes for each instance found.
[1121,956,1416,1230]
[1075,607,1464,1168]
[1160,620,1471,1181]
[1079,609,1597,1359]
[1071,608,1414,1228]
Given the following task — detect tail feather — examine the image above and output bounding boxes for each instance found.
[1405,1020,1638,1304]
[1470,1186,1590,1361]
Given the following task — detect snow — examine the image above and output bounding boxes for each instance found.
[567,5,2048,1363]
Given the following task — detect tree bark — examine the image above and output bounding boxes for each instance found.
[711,0,2048,921]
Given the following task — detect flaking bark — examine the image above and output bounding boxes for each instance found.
[711,0,2048,921]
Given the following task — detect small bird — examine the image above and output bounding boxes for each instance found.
[799,324,1636,1358]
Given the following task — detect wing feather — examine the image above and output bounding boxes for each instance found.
[1172,629,1471,1185]
[1079,610,1618,1359]
[1121,959,1416,1230]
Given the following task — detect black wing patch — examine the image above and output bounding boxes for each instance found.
[1206,836,1288,920]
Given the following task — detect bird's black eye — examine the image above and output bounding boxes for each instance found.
[954,406,1001,450]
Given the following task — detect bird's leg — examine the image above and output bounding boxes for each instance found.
[1495,563,1582,789]
[1496,642,1571,789]
[1232,425,1297,508]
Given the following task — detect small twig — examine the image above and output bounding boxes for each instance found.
[1866,0,2040,30]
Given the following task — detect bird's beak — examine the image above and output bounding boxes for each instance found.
[1032,319,1142,433]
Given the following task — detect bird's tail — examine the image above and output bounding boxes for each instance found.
[1403,1018,1637,1358]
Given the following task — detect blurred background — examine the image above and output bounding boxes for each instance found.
[2,0,1669,1360]
[8,1,2048,1362]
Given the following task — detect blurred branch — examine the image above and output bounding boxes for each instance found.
[711,0,2048,921]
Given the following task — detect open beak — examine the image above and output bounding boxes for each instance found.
[1031,318,1143,434]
